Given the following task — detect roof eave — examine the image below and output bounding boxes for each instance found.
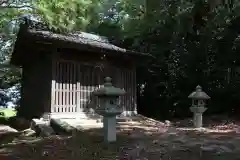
[126,50,155,59]
[25,28,154,59]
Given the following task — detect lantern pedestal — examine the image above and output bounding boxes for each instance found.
[96,109,122,143]
[103,116,117,142]
[190,107,207,128]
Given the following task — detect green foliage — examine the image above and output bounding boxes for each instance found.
[0,0,31,104]
[130,1,240,119]
[1,0,240,119]
[33,0,104,32]
[0,108,16,119]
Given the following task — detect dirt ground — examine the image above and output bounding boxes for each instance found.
[1,115,240,160]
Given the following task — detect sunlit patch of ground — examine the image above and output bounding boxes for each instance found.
[176,126,238,133]
[173,115,240,134]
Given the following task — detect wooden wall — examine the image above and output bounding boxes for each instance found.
[50,58,137,115]
[19,54,52,119]
[15,35,140,119]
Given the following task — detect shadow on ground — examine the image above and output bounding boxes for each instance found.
[0,117,31,131]
[1,116,240,160]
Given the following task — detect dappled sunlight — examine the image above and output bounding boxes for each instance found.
[176,127,237,134]
[2,116,240,159]
[1,125,240,160]
[117,121,167,132]
[173,116,240,135]
[4,116,240,159]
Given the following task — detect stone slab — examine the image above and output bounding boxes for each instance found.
[53,114,162,132]
[0,125,20,144]
[58,118,103,130]
[30,118,54,137]
[49,111,137,121]
[0,125,18,133]
[30,118,49,129]
[50,118,75,134]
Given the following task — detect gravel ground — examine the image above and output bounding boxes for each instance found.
[1,116,240,160]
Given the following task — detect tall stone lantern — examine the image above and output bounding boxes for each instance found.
[188,85,210,128]
[93,77,125,142]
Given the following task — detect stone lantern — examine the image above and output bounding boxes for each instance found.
[93,77,125,142]
[188,85,210,128]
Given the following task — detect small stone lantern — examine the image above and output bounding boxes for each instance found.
[188,85,210,128]
[93,77,125,142]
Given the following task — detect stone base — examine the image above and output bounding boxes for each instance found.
[46,111,138,122]
[30,118,54,137]
[190,107,207,128]
[49,112,90,119]
[30,118,49,129]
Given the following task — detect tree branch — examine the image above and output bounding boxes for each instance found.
[0,0,8,6]
[0,0,34,9]
[0,4,33,9]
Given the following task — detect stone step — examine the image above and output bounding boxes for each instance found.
[49,112,139,123]
[52,117,140,131]
[50,112,102,120]
[62,118,101,125]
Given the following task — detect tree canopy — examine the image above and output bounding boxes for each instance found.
[1,0,240,119]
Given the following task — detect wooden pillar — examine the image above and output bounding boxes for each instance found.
[133,67,137,114]
[76,63,81,112]
[51,59,56,113]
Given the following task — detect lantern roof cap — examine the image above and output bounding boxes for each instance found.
[93,77,126,97]
[188,85,210,100]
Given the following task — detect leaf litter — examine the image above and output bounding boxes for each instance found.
[1,115,240,160]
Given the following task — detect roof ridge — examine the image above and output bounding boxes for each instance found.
[22,17,112,45]
[15,16,152,59]
[69,32,110,44]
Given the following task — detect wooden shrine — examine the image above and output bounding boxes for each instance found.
[10,18,152,119]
